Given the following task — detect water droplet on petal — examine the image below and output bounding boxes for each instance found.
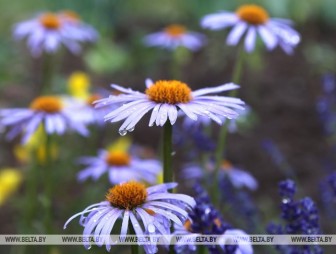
[87,246,92,250]
[148,224,155,233]
[128,127,135,132]
[119,130,127,136]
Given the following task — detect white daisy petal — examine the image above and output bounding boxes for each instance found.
[258,25,277,50]
[227,22,248,46]
[244,27,257,52]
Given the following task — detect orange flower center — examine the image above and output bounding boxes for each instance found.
[145,80,192,104]
[30,96,62,113]
[105,151,131,166]
[236,5,269,25]
[106,181,147,210]
[39,13,61,30]
[221,160,233,171]
[184,219,192,232]
[87,94,101,107]
[164,24,187,37]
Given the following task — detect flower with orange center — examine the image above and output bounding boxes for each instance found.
[13,11,98,57]
[106,181,147,210]
[64,181,195,252]
[201,4,301,54]
[39,13,61,30]
[0,95,89,143]
[236,5,269,25]
[30,96,63,113]
[164,24,186,37]
[105,151,131,166]
[97,79,244,135]
[145,80,192,104]
[143,25,206,51]
[182,160,258,190]
[77,148,161,185]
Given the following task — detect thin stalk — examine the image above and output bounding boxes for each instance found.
[23,149,39,231]
[43,131,53,234]
[41,53,54,94]
[212,48,245,204]
[163,122,173,186]
[130,224,139,254]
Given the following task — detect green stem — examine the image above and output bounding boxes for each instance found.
[43,131,53,234]
[212,47,245,204]
[130,224,139,254]
[23,149,39,232]
[41,53,54,95]
[163,122,173,185]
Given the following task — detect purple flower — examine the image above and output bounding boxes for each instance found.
[95,79,245,135]
[64,181,195,253]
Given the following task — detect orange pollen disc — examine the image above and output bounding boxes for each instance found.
[236,5,269,25]
[30,96,62,113]
[105,151,131,166]
[183,219,192,232]
[164,24,187,37]
[106,181,147,210]
[145,80,192,104]
[214,218,222,227]
[87,94,101,107]
[221,160,233,171]
[40,13,61,29]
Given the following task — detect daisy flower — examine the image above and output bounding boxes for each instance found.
[68,94,109,126]
[95,79,245,135]
[182,160,258,191]
[201,4,300,54]
[0,96,89,143]
[13,11,97,57]
[143,24,206,51]
[77,148,162,185]
[174,219,253,254]
[64,181,195,253]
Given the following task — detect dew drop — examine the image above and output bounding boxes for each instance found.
[87,246,92,250]
[119,130,127,136]
[148,224,155,233]
[128,127,135,132]
[282,198,290,204]
[171,151,176,156]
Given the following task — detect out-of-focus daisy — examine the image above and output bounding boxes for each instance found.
[95,79,245,135]
[0,168,22,205]
[77,145,162,185]
[66,71,109,126]
[174,219,253,254]
[201,4,300,54]
[64,181,195,253]
[182,160,258,190]
[143,24,206,51]
[0,95,88,143]
[13,11,98,57]
[182,105,251,132]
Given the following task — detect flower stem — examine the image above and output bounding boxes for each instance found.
[213,48,245,204]
[43,131,53,234]
[130,224,139,254]
[23,149,39,231]
[163,122,173,186]
[41,53,54,95]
